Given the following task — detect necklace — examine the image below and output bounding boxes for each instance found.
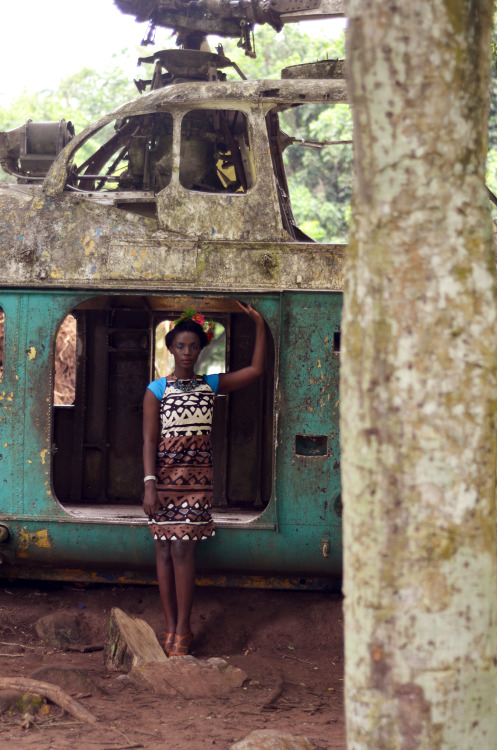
[170,373,199,392]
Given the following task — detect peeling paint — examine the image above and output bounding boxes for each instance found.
[17,528,51,558]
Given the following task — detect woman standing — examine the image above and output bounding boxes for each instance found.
[142,302,266,656]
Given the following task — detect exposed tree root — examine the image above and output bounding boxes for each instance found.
[0,677,98,724]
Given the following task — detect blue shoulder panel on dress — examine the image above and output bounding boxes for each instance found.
[147,377,167,401]
[203,373,219,394]
[148,375,219,398]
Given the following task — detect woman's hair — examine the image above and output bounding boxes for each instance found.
[165,318,208,350]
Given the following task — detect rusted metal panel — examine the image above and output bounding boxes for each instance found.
[281,59,346,79]
[276,291,342,568]
[0,288,342,583]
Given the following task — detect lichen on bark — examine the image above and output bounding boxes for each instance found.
[342,1,497,747]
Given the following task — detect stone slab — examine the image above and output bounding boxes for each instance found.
[132,655,248,698]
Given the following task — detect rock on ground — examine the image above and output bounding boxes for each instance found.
[35,610,92,647]
[229,729,316,750]
[132,655,248,698]
[29,665,103,696]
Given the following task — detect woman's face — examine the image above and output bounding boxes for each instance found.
[168,331,202,371]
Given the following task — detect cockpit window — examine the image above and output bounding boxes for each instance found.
[69,113,173,193]
[267,102,352,242]
[179,109,253,193]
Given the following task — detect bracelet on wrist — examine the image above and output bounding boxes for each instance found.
[144,475,157,483]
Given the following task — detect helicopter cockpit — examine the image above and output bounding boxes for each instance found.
[72,107,253,196]
[0,0,347,242]
[32,72,346,242]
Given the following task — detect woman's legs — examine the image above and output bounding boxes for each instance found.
[155,539,177,635]
[171,540,197,635]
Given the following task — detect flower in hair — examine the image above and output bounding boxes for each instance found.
[204,321,215,341]
[174,309,216,344]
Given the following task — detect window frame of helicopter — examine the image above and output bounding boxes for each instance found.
[267,101,353,243]
[69,112,175,194]
[155,104,289,241]
[49,100,287,240]
[66,108,255,197]
[178,108,254,194]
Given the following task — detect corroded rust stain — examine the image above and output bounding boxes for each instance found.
[17,528,51,558]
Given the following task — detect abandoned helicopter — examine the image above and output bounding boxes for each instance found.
[0,0,347,589]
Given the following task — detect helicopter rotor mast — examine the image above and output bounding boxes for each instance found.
[114,0,344,49]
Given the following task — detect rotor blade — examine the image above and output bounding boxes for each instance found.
[114,0,345,40]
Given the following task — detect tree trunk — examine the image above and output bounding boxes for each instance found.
[341,1,497,747]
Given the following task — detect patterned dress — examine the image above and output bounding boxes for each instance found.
[148,376,216,541]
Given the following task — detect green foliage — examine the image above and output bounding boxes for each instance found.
[221,24,344,81]
[222,26,350,242]
[0,56,138,133]
[487,148,497,189]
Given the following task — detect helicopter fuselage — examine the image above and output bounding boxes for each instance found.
[0,76,345,589]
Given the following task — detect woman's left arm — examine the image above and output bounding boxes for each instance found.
[217,302,266,395]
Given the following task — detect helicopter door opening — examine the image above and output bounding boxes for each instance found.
[52,296,274,526]
[0,307,4,382]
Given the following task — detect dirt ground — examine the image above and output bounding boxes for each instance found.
[0,581,345,749]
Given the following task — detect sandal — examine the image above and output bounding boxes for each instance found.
[163,632,176,657]
[168,632,193,656]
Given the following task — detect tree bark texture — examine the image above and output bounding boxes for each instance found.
[341,2,497,748]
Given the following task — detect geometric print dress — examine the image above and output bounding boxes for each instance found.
[147,376,217,541]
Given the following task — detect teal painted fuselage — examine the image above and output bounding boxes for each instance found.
[0,78,345,589]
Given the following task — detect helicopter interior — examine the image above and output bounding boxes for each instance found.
[51,295,275,525]
[72,109,254,196]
